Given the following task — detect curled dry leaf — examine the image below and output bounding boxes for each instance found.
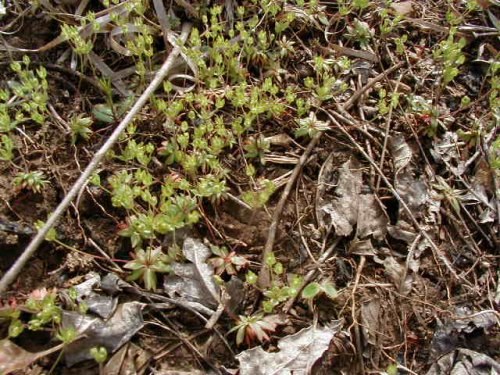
[163,237,220,309]
[431,132,466,176]
[236,323,340,375]
[375,253,413,294]
[0,339,63,373]
[321,158,362,237]
[387,220,417,243]
[356,194,388,240]
[426,348,500,375]
[388,133,412,175]
[395,171,428,216]
[265,133,293,147]
[391,0,414,16]
[68,272,117,319]
[321,158,387,239]
[63,302,145,366]
[431,307,499,357]
[360,298,381,347]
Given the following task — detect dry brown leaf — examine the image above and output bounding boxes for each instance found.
[321,158,362,237]
[427,348,500,375]
[360,298,381,347]
[163,238,220,309]
[321,158,387,238]
[388,134,412,174]
[356,194,388,240]
[391,1,414,16]
[0,339,63,373]
[63,302,145,366]
[236,323,340,375]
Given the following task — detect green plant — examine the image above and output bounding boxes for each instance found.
[90,346,108,364]
[433,176,464,215]
[301,280,338,300]
[61,23,94,56]
[295,111,329,138]
[260,252,303,313]
[0,55,50,166]
[377,88,400,116]
[34,220,58,242]
[124,247,173,290]
[244,136,270,164]
[491,135,500,170]
[346,18,373,47]
[386,363,399,375]
[241,179,276,208]
[394,34,408,55]
[24,289,62,330]
[0,134,14,161]
[407,95,444,136]
[457,120,482,147]
[6,56,49,126]
[352,0,370,11]
[0,305,23,338]
[379,7,404,36]
[92,96,134,124]
[229,313,279,346]
[56,326,78,344]
[433,29,466,85]
[69,114,93,144]
[0,55,49,170]
[208,245,248,275]
[13,171,49,193]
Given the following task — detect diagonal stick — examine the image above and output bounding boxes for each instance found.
[0,23,192,294]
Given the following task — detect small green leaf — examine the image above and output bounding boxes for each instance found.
[449,197,461,215]
[265,252,276,267]
[90,346,108,364]
[89,172,101,186]
[245,270,257,285]
[56,327,78,344]
[322,282,338,300]
[8,319,24,338]
[236,325,246,346]
[92,104,115,123]
[302,282,321,299]
[35,220,57,241]
[290,274,304,289]
[211,245,227,257]
[386,363,398,375]
[213,275,224,285]
[78,302,89,314]
[68,287,78,300]
[143,268,157,290]
[273,262,284,275]
[262,300,274,313]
